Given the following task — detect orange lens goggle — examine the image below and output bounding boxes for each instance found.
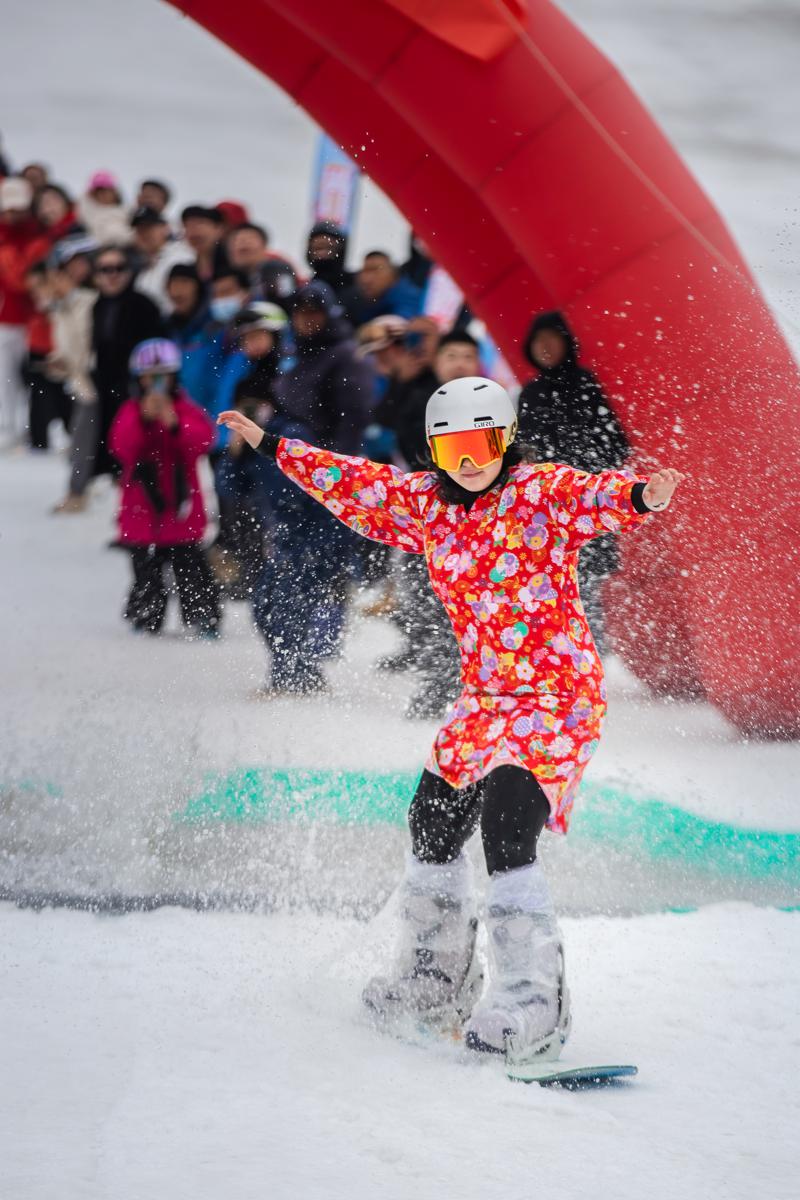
[428,426,507,471]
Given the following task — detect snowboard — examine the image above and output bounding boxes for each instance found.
[506,1060,638,1088]
[367,1011,637,1089]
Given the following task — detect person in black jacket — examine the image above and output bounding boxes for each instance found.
[517,310,630,650]
[268,281,375,665]
[275,281,372,455]
[305,221,356,301]
[91,244,163,476]
[517,311,629,471]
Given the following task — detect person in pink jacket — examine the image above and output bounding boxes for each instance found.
[110,338,221,637]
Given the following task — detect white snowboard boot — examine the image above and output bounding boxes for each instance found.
[464,861,571,1063]
[363,853,482,1029]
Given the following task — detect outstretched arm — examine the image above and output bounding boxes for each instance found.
[542,461,685,552]
[217,410,427,553]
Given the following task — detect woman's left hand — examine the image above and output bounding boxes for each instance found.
[217,409,265,450]
[642,468,686,511]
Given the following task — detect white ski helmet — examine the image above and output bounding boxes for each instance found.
[425,376,517,444]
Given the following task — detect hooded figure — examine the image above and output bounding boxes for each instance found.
[517,311,629,473]
[305,221,355,299]
[518,311,630,651]
[275,280,372,455]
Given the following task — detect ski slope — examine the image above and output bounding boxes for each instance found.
[3,901,799,1200]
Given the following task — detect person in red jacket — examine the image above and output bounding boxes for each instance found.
[110,338,221,638]
[0,176,51,446]
[218,378,684,1068]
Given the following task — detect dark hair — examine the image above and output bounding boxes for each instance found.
[139,178,171,203]
[436,329,480,352]
[181,204,224,225]
[308,220,346,242]
[211,266,250,290]
[230,221,269,244]
[93,242,131,267]
[33,183,73,215]
[130,205,167,229]
[364,250,393,264]
[232,375,274,407]
[167,262,201,286]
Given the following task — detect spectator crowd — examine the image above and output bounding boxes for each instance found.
[0,144,630,715]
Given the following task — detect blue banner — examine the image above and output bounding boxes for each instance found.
[310,134,360,234]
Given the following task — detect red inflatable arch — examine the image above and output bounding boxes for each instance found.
[170,0,800,738]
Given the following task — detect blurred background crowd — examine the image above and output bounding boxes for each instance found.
[0,143,630,719]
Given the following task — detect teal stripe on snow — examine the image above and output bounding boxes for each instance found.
[177,767,800,886]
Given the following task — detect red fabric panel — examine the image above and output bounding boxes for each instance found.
[482,74,714,295]
[284,0,606,184]
[170,0,324,92]
[385,0,526,60]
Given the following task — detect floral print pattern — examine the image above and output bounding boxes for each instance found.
[276,438,649,834]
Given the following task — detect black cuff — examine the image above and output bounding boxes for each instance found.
[631,482,651,514]
[255,430,281,460]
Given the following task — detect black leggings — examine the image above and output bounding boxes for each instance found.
[124,544,221,633]
[408,766,551,875]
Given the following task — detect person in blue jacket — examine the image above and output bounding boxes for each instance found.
[343,250,423,329]
[216,382,352,695]
[210,301,291,594]
[165,263,224,417]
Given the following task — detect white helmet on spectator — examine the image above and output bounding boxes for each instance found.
[231,302,289,337]
[425,376,517,471]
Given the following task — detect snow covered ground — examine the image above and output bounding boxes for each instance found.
[2,3,799,1196]
[3,901,799,1200]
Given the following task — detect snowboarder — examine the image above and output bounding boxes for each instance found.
[217,379,684,1064]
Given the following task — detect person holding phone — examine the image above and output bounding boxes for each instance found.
[109,338,221,638]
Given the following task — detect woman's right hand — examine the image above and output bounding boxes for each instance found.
[217,410,265,450]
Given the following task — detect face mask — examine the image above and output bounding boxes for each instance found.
[210,296,242,323]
